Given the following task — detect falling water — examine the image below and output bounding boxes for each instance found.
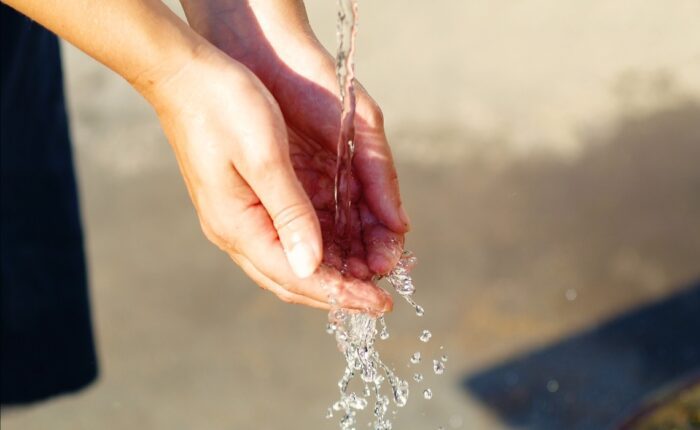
[326,1,445,428]
[326,253,421,430]
[333,0,358,248]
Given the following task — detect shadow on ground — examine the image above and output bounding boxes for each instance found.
[463,282,700,430]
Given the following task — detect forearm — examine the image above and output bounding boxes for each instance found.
[3,0,207,100]
[177,0,330,87]
[179,0,311,33]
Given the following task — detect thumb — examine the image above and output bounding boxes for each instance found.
[236,144,322,279]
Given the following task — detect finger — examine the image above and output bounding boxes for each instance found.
[353,90,411,234]
[360,203,404,275]
[230,202,393,313]
[232,253,330,310]
[347,205,371,279]
[233,112,323,280]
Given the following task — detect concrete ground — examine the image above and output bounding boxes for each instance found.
[2,1,700,429]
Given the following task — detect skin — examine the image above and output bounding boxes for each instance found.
[3,0,409,313]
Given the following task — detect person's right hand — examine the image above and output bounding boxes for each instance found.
[143,47,392,313]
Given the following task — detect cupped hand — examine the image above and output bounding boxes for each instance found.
[148,47,393,312]
[180,0,411,280]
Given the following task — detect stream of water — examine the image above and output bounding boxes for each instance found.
[333,0,358,250]
[325,1,444,429]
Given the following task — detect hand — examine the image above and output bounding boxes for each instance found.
[147,46,393,312]
[180,0,411,281]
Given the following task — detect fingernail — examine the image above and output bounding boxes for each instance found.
[398,205,411,230]
[287,241,318,279]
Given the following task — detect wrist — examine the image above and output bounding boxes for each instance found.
[129,32,212,106]
[138,42,261,123]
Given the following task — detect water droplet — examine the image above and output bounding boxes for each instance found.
[419,330,432,342]
[415,305,425,316]
[410,352,421,364]
[423,388,433,400]
[441,354,448,362]
[433,359,445,375]
[389,274,415,296]
[547,379,560,393]
[326,323,337,334]
[392,380,409,407]
[332,308,348,322]
[373,394,389,417]
[340,413,354,429]
[413,373,423,383]
[565,288,578,301]
[378,316,390,340]
[326,408,334,419]
[386,252,418,300]
[347,393,368,410]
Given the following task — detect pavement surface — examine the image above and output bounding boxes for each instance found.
[2,1,700,429]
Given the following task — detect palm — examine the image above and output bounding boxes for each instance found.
[276,57,404,280]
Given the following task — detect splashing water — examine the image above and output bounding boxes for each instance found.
[325,0,443,428]
[326,253,421,430]
[433,359,445,375]
[327,308,408,429]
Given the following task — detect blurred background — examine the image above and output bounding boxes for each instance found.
[2,0,700,429]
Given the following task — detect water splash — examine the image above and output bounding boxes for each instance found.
[385,252,425,317]
[327,252,422,429]
[378,316,390,340]
[328,308,410,430]
[326,0,440,427]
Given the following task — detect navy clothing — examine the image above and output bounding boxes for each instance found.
[1,5,97,404]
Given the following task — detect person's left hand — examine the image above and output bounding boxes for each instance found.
[181,1,410,281]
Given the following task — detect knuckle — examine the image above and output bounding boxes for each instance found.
[246,145,286,172]
[200,215,238,252]
[271,202,314,235]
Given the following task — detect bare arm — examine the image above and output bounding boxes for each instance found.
[3,0,205,101]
